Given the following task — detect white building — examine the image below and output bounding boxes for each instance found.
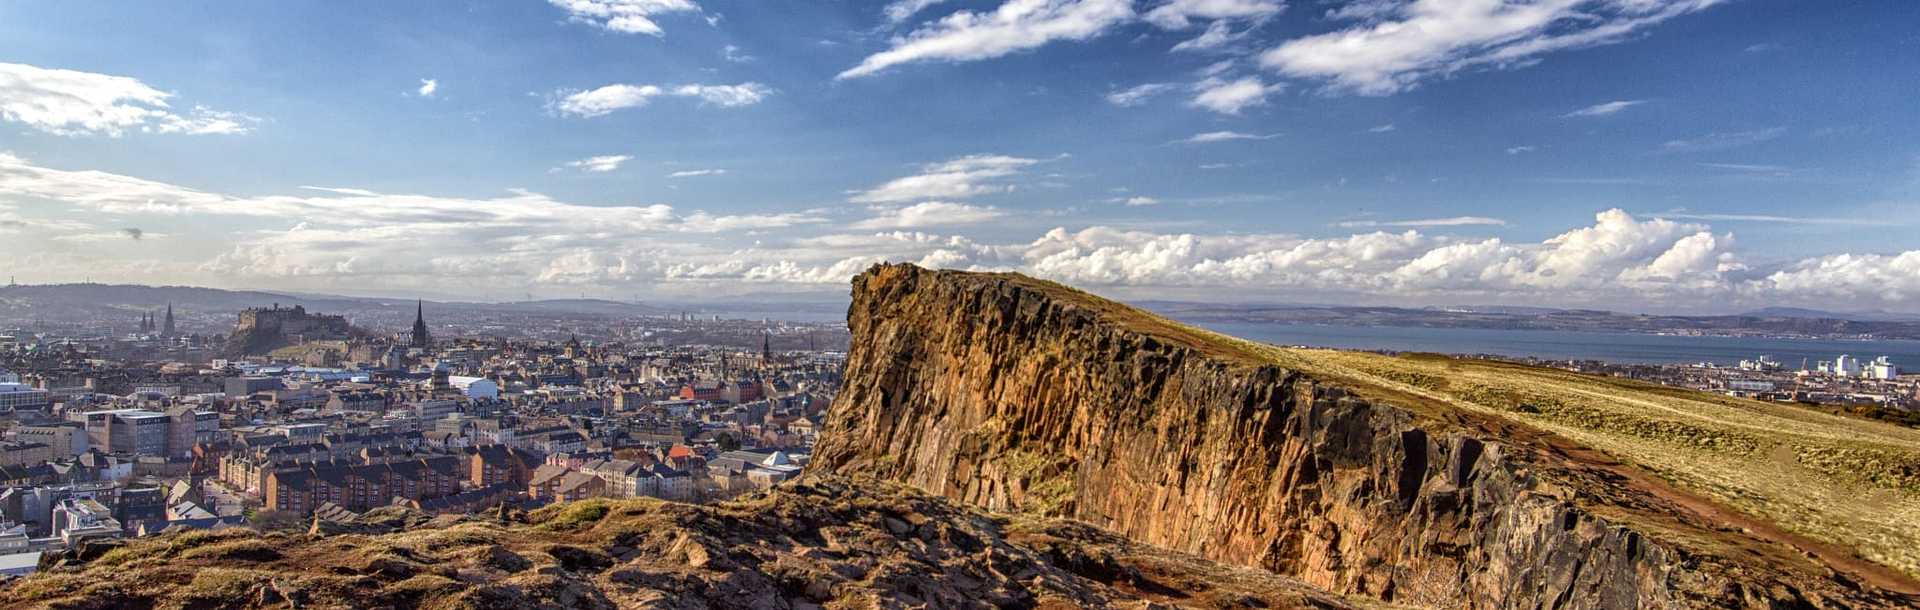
[1867,356,1900,380]
[412,399,460,421]
[448,376,499,400]
[1833,355,1860,377]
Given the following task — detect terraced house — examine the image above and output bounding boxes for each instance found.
[263,455,463,514]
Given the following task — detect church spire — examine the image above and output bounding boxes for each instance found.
[410,300,432,349]
[162,303,176,337]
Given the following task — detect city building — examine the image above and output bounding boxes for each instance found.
[0,382,51,412]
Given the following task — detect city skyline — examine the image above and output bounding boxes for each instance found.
[2,1,1918,312]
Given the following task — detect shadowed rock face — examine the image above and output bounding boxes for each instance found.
[813,263,1919,609]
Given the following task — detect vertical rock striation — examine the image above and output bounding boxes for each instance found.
[814,264,1918,609]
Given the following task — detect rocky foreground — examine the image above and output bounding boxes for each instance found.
[1,477,1383,610]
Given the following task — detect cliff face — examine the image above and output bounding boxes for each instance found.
[814,264,1918,609]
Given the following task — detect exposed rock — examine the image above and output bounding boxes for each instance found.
[813,263,1920,609]
[0,479,1368,609]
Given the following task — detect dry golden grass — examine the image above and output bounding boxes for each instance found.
[1247,346,1920,580]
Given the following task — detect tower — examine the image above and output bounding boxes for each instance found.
[761,331,772,368]
[162,303,177,337]
[410,300,432,349]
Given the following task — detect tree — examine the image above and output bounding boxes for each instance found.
[716,432,741,451]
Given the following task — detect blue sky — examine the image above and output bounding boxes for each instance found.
[0,0,1916,312]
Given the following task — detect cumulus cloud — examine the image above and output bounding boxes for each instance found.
[549,82,771,117]
[852,201,1007,229]
[563,154,632,172]
[1190,76,1280,114]
[849,154,1043,203]
[837,0,1135,79]
[416,78,439,98]
[5,154,1918,309]
[668,169,727,178]
[1260,1,1725,95]
[1564,99,1644,117]
[1761,252,1920,305]
[548,0,703,36]
[0,62,259,136]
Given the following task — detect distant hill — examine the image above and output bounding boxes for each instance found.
[1742,307,1920,323]
[0,283,672,333]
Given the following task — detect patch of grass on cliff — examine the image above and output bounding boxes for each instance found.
[179,538,283,562]
[1005,449,1076,517]
[531,499,612,532]
[172,568,270,609]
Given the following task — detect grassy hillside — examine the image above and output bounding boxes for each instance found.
[1251,346,1920,580]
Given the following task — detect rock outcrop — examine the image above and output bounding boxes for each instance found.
[814,264,1920,609]
[0,478,1374,610]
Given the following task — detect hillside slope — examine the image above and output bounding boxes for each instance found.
[813,263,1920,609]
[0,479,1385,610]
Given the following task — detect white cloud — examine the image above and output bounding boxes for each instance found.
[1178,130,1279,143]
[1334,216,1506,228]
[1170,20,1253,53]
[548,0,702,36]
[0,62,259,137]
[1105,82,1176,106]
[1190,76,1280,114]
[722,44,754,63]
[850,154,1043,203]
[1121,196,1160,206]
[1660,127,1787,154]
[550,82,771,117]
[1506,145,1538,155]
[564,155,633,173]
[416,78,439,98]
[1144,0,1285,29]
[852,201,1007,229]
[837,0,1135,79]
[1260,1,1725,95]
[1760,252,1920,305]
[551,84,663,117]
[1563,99,1645,117]
[883,0,954,24]
[1368,123,1396,133]
[668,169,727,178]
[6,154,1917,309]
[671,83,774,107]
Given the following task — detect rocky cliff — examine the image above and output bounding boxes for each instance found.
[813,263,1920,609]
